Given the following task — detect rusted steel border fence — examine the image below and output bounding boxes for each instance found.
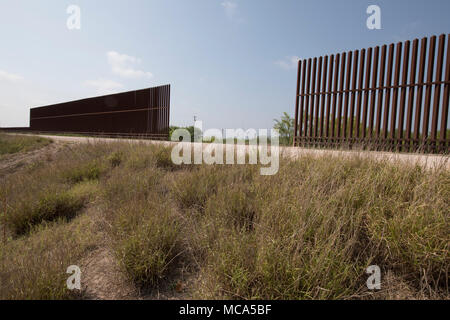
[22,85,170,140]
[294,34,449,153]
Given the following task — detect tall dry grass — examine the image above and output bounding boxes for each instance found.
[0,134,51,157]
[0,140,448,299]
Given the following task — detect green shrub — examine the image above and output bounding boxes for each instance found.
[114,200,183,288]
[107,151,124,168]
[7,190,86,236]
[204,184,258,232]
[366,166,450,291]
[62,161,105,184]
[103,167,164,206]
[0,213,98,300]
[192,158,449,299]
[154,146,175,169]
[170,166,229,209]
[0,134,51,156]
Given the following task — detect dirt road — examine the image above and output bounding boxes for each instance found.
[7,133,450,170]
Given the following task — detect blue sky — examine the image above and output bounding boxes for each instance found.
[1,0,449,130]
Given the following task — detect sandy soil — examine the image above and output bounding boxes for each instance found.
[81,247,139,300]
[0,141,63,178]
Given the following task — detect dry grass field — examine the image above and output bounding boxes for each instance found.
[0,134,448,300]
[0,134,51,158]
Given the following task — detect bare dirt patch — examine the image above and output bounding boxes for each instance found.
[361,271,433,300]
[0,141,62,177]
[81,247,139,300]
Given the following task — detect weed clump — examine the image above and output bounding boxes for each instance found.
[0,134,51,156]
[114,199,183,288]
[7,189,86,236]
[62,161,105,184]
[1,140,448,300]
[108,151,124,168]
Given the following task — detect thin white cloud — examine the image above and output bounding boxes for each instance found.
[107,51,153,79]
[221,1,238,19]
[0,69,24,82]
[84,78,124,95]
[275,56,300,70]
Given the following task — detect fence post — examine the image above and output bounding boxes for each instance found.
[294,60,301,146]
[293,35,448,154]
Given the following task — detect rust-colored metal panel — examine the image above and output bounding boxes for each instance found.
[430,34,446,151]
[29,85,170,139]
[349,50,359,142]
[325,54,335,138]
[440,35,450,152]
[414,38,428,148]
[375,45,387,141]
[405,39,419,151]
[309,58,318,138]
[294,60,301,145]
[314,57,323,139]
[398,41,410,151]
[368,46,379,140]
[362,48,373,139]
[293,34,449,154]
[382,44,395,140]
[343,51,353,140]
[356,49,366,139]
[298,60,307,141]
[331,54,340,140]
[319,56,329,140]
[304,58,312,143]
[423,36,437,144]
[336,52,346,139]
[390,42,403,145]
